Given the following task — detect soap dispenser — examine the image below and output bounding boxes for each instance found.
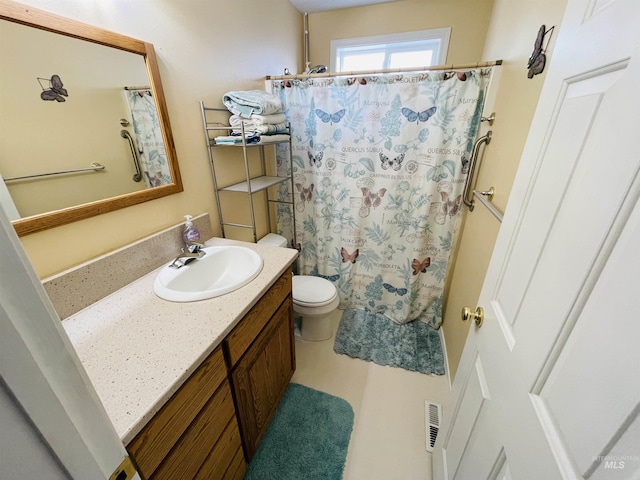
[183,215,200,245]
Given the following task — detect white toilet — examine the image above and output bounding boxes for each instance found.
[258,233,339,341]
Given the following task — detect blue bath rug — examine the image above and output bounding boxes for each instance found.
[334,309,445,375]
[244,383,354,480]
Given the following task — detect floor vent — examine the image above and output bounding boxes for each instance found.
[425,401,442,452]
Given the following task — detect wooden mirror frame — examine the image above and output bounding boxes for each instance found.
[0,0,183,236]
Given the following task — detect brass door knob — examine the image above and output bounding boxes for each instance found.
[461,306,484,328]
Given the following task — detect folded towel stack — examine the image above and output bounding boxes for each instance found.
[221,90,289,140]
[229,113,287,135]
[222,90,284,117]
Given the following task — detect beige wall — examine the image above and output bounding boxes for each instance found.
[308,0,495,71]
[1,20,149,217]
[442,0,568,380]
[10,0,302,278]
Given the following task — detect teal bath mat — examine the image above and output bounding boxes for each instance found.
[334,309,445,375]
[244,383,354,480]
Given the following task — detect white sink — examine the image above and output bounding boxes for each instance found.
[153,246,264,302]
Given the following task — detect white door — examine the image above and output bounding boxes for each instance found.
[433,0,640,478]
[0,207,138,479]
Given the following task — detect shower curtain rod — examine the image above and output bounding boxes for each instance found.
[266,59,502,80]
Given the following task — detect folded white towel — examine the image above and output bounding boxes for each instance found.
[256,134,290,144]
[230,113,286,126]
[222,90,284,117]
[213,135,244,144]
[232,122,288,135]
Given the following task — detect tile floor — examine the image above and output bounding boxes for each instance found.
[291,309,451,480]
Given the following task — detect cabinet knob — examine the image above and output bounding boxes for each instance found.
[461,306,484,328]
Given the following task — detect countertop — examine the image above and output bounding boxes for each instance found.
[62,237,297,445]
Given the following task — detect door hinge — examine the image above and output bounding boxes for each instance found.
[109,455,137,480]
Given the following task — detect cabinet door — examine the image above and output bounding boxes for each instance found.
[231,296,295,460]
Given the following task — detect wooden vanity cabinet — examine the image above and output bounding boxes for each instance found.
[126,347,245,480]
[224,269,296,461]
[126,269,295,478]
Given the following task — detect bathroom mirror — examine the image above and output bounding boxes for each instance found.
[0,0,183,236]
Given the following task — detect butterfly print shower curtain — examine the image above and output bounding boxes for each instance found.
[272,69,491,328]
[123,89,172,188]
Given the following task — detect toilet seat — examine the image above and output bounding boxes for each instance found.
[292,275,337,307]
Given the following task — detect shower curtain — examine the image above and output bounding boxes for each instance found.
[272,68,492,329]
[123,89,172,188]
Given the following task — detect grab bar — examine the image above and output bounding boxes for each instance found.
[463,130,492,211]
[4,162,105,182]
[473,190,503,223]
[120,130,142,182]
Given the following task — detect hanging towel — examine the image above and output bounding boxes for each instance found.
[222,90,284,117]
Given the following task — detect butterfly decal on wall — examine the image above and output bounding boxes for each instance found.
[401,106,436,124]
[411,257,431,275]
[379,152,405,171]
[382,283,408,296]
[315,108,346,125]
[308,151,323,168]
[527,25,554,79]
[361,187,387,209]
[38,74,68,102]
[340,247,359,264]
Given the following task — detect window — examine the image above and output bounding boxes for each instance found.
[331,28,451,73]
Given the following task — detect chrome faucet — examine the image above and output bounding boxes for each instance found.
[169,242,206,269]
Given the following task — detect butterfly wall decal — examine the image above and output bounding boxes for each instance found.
[295,183,314,202]
[383,283,408,296]
[315,108,346,125]
[379,152,405,171]
[527,25,554,79]
[401,106,436,124]
[308,151,323,168]
[361,187,387,209]
[39,74,68,102]
[340,247,359,264]
[411,257,431,275]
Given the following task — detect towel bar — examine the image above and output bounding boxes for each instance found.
[472,190,503,222]
[4,162,105,182]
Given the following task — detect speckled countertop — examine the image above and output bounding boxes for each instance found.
[62,237,297,445]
